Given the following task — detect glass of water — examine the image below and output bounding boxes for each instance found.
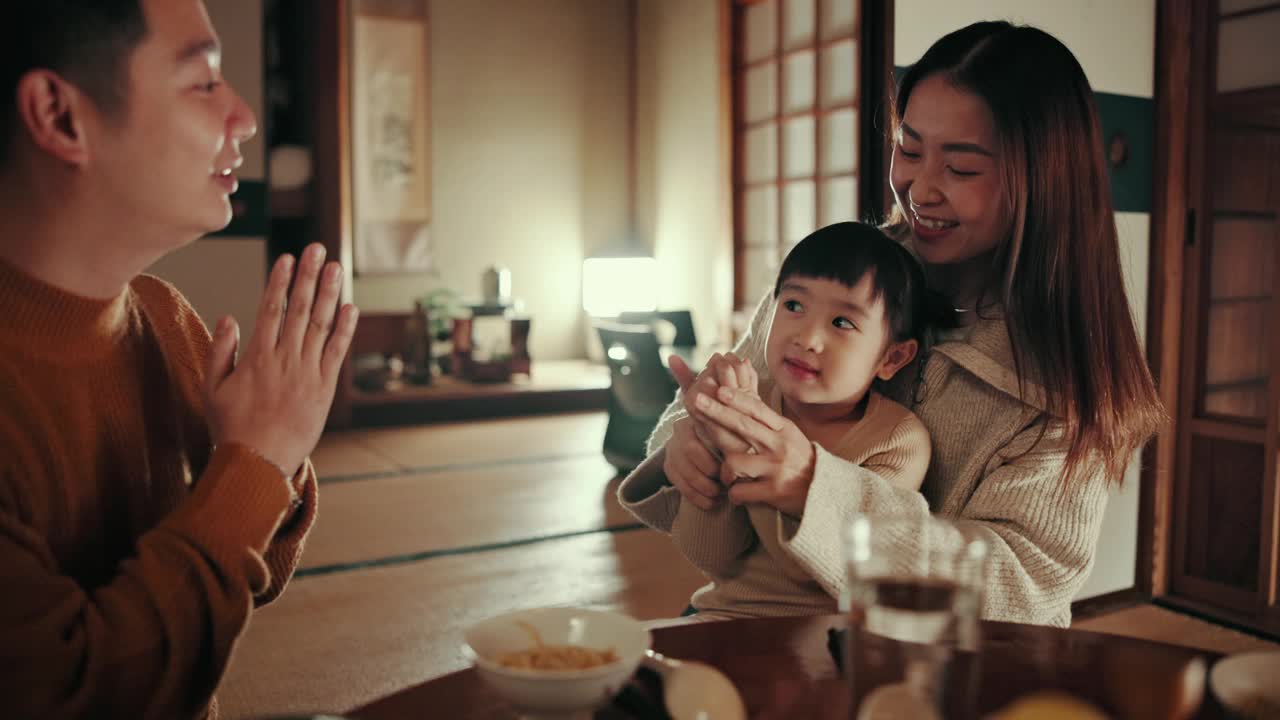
[842,512,989,720]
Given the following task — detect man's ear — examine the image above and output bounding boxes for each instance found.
[14,70,92,166]
[876,338,918,381]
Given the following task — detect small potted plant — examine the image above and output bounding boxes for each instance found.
[421,287,463,374]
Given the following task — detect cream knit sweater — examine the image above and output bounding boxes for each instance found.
[623,294,1110,628]
[619,387,930,618]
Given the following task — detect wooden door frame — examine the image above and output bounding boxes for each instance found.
[1138,0,1195,599]
[315,0,356,428]
[1144,0,1280,623]
[860,0,894,222]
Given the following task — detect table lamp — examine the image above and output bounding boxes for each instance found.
[582,255,658,318]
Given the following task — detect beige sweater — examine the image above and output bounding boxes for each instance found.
[630,293,1110,628]
[619,387,929,618]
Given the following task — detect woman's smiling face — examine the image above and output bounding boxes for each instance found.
[890,74,1011,270]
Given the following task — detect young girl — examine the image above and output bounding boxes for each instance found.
[620,222,944,618]
[641,21,1164,628]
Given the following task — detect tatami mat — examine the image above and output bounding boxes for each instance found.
[309,433,402,479]
[298,455,633,571]
[218,528,708,719]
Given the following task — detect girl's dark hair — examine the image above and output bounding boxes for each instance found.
[774,221,952,345]
[2,1,148,165]
[886,21,1165,485]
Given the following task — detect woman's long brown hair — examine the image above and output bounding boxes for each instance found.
[887,22,1165,485]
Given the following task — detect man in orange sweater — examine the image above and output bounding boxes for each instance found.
[0,1,358,718]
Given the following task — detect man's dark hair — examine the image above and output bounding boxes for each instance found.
[2,1,149,165]
[774,221,949,344]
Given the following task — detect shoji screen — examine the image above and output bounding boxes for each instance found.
[731,0,866,309]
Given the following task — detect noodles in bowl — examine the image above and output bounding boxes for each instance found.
[464,607,650,714]
[496,622,620,671]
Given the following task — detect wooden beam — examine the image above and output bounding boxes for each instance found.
[316,0,356,428]
[860,0,893,221]
[1139,0,1194,598]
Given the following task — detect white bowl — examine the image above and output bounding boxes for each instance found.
[1210,651,1280,719]
[462,607,650,716]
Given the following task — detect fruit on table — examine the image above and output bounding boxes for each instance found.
[988,691,1109,719]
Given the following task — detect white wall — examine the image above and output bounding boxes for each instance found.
[895,0,1158,601]
[635,0,734,348]
[894,0,1155,97]
[354,0,631,362]
[148,0,268,333]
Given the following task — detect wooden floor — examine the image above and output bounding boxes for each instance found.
[1074,604,1279,657]
[217,412,1279,719]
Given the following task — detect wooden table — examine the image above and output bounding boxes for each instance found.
[349,614,1229,719]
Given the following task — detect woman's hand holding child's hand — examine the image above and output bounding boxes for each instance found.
[663,353,755,510]
[694,385,817,518]
[663,418,724,510]
[667,351,818,517]
[712,352,759,397]
[674,353,757,455]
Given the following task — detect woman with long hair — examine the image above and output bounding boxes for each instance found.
[618,21,1165,626]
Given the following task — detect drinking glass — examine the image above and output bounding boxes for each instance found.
[842,512,989,719]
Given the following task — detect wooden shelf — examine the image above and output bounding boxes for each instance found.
[347,360,610,427]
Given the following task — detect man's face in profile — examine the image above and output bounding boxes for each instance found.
[84,0,257,248]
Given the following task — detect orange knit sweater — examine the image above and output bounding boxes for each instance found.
[0,259,318,719]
